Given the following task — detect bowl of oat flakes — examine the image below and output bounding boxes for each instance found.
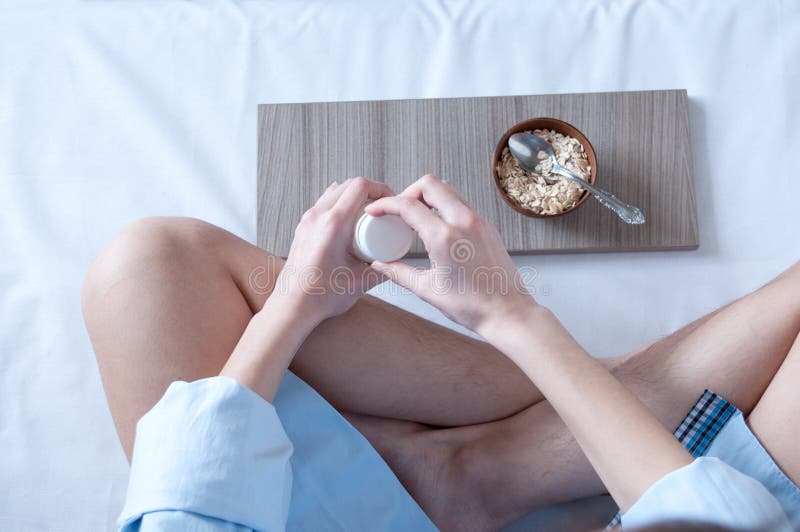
[492,117,597,218]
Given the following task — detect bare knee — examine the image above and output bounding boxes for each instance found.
[445,437,511,529]
[97,216,224,267]
[81,216,280,333]
[81,217,219,323]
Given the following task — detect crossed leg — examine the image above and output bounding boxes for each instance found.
[82,217,800,530]
[82,217,569,459]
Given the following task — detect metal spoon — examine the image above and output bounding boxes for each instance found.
[508,132,645,224]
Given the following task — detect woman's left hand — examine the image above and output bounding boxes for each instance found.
[271,177,393,324]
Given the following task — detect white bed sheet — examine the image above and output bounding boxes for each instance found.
[1,0,798,530]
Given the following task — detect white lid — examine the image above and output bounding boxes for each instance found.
[353,213,414,262]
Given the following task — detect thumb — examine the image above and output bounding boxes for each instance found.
[370,260,424,292]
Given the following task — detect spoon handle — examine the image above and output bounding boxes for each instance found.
[554,166,646,225]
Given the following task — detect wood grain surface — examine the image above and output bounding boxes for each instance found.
[257,90,698,256]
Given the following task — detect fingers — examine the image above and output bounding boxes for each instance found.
[439,178,469,203]
[365,194,447,240]
[313,180,346,210]
[370,260,424,291]
[399,174,474,223]
[359,263,388,292]
[331,177,394,217]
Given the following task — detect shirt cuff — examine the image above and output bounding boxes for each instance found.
[118,376,293,531]
[621,456,790,530]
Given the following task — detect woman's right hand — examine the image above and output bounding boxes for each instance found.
[366,174,537,335]
[371,176,697,515]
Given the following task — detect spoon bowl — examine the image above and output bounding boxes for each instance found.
[507,132,561,184]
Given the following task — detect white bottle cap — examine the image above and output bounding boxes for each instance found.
[353,213,414,263]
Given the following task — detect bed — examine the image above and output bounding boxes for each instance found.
[1,1,798,530]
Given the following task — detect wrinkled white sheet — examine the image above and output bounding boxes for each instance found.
[1,0,798,530]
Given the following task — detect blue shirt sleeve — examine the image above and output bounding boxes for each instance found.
[117,376,293,532]
[621,456,791,530]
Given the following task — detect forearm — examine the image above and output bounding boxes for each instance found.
[221,294,321,402]
[480,304,692,511]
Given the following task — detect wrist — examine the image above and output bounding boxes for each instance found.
[258,291,325,332]
[476,299,548,349]
[222,292,321,402]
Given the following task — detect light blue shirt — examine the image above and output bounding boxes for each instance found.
[118,377,293,531]
[119,376,791,531]
[622,456,792,530]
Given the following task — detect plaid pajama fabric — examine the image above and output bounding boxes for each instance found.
[606,390,738,528]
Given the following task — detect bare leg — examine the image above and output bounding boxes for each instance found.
[82,217,569,457]
[84,217,800,529]
[351,261,800,529]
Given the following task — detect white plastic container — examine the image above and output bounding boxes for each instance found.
[352,212,414,263]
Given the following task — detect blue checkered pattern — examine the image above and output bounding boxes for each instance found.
[606,390,737,528]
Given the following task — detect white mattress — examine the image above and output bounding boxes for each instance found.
[1,1,799,530]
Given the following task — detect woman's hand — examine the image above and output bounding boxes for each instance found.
[273,177,393,325]
[223,177,392,401]
[366,174,536,334]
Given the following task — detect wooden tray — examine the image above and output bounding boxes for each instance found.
[257,90,698,256]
